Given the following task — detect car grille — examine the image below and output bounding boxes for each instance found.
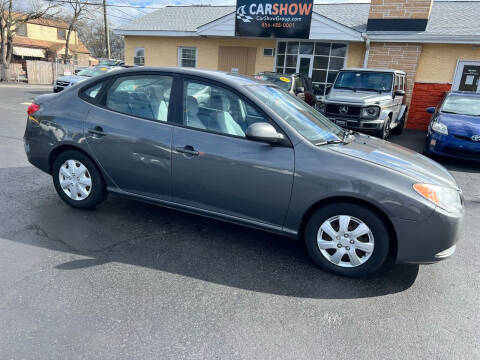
[56,80,70,87]
[326,104,361,118]
[454,135,480,143]
[444,146,480,160]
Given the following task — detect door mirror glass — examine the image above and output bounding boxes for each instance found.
[246,122,284,144]
[426,107,436,114]
[394,89,406,97]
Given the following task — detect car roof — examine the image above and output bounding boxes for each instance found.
[99,66,266,87]
[450,90,480,97]
[341,68,406,75]
[256,72,299,77]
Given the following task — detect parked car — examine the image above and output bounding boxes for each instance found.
[53,65,122,92]
[424,91,480,161]
[25,67,463,277]
[74,67,88,75]
[254,72,317,107]
[316,68,408,139]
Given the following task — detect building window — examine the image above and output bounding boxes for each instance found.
[57,28,66,40]
[275,41,347,96]
[263,48,274,57]
[178,47,197,68]
[17,23,27,37]
[134,48,145,66]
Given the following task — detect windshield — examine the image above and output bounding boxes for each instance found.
[334,71,393,92]
[247,85,345,144]
[254,74,292,91]
[77,67,109,78]
[441,95,480,116]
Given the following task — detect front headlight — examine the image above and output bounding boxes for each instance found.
[413,183,462,213]
[361,106,380,119]
[431,121,448,135]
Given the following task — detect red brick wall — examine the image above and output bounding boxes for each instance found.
[407,82,451,130]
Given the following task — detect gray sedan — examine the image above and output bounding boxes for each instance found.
[24,67,464,277]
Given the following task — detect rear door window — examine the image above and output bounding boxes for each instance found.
[105,75,173,122]
[80,81,105,103]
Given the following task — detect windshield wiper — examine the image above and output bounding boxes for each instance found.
[335,86,355,91]
[315,139,344,146]
[357,87,382,94]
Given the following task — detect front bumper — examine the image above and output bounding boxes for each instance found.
[327,116,384,131]
[392,205,464,264]
[425,132,480,161]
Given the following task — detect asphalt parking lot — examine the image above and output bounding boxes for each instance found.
[0,83,479,359]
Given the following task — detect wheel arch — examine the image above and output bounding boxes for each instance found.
[48,144,99,175]
[298,196,398,259]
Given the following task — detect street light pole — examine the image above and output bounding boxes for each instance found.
[103,0,111,59]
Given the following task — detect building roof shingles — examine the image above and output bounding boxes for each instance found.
[13,36,90,54]
[116,1,480,37]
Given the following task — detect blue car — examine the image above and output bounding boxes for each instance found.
[424,91,480,161]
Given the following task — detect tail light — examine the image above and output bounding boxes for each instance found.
[27,103,40,115]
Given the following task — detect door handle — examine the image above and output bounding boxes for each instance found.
[175,146,199,156]
[88,126,107,137]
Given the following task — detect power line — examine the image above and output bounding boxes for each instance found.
[109,6,136,19]
[116,0,149,15]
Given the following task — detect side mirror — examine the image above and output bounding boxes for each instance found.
[326,84,332,94]
[426,107,436,114]
[394,89,406,97]
[246,122,284,144]
[295,86,305,94]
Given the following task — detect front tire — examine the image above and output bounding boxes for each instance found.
[375,116,391,140]
[52,150,107,209]
[391,111,407,135]
[305,202,390,277]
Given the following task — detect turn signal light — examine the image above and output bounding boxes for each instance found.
[27,103,40,115]
[413,183,439,205]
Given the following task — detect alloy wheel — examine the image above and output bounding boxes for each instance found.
[316,215,374,267]
[58,159,92,201]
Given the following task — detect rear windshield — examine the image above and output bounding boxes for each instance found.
[254,74,292,91]
[334,71,394,92]
[441,95,480,116]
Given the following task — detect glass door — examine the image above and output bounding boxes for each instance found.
[297,56,313,77]
[453,61,480,93]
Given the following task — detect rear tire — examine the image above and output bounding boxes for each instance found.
[304,202,390,277]
[52,150,107,209]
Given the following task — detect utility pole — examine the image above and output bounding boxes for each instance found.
[103,0,111,59]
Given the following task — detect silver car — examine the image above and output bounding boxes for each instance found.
[317,68,408,139]
[53,65,123,93]
[25,67,464,277]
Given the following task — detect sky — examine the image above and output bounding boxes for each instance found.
[32,0,479,27]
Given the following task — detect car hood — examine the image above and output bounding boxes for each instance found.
[325,90,391,105]
[439,113,480,137]
[330,134,458,189]
[56,75,89,84]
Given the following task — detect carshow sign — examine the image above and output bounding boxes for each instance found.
[235,0,313,38]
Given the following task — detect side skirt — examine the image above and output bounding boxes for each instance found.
[107,187,299,240]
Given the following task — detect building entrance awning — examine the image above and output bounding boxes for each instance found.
[13,46,45,58]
